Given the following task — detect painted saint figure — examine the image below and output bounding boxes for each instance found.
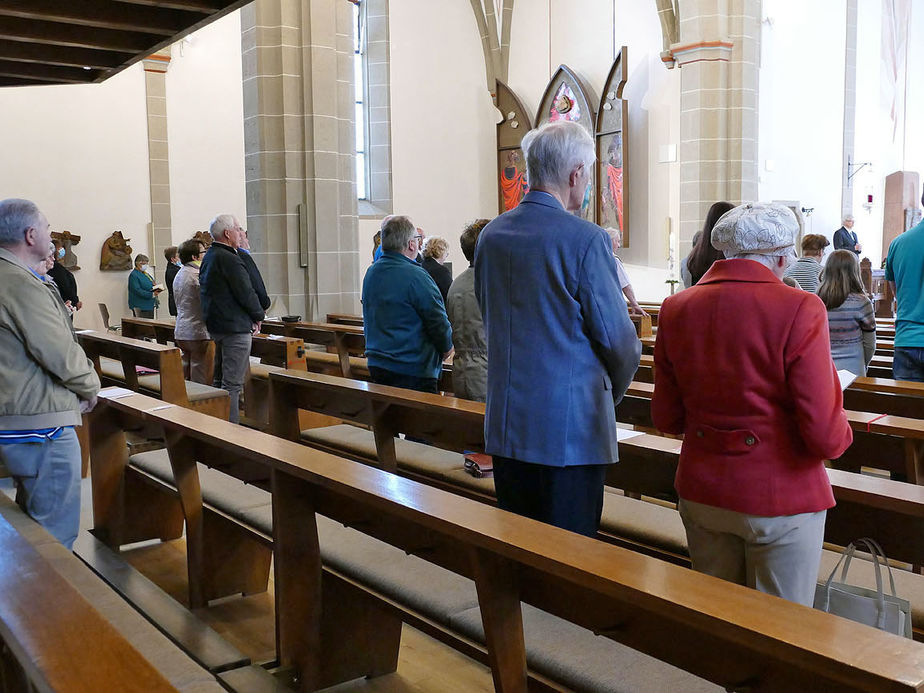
[500,149,529,212]
[603,135,624,232]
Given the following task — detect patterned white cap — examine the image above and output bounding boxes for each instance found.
[711,203,798,255]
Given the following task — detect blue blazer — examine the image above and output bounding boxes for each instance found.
[475,191,641,467]
[833,226,859,254]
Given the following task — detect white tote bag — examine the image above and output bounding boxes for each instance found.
[814,537,912,638]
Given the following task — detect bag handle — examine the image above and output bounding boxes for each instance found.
[841,537,899,598]
[820,540,887,629]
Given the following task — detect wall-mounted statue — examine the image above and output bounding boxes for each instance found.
[192,230,213,250]
[100,231,133,271]
[51,230,81,271]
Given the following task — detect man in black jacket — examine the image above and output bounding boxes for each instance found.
[199,214,265,423]
[833,215,861,255]
[164,246,181,316]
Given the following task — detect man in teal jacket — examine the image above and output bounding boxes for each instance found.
[362,215,453,393]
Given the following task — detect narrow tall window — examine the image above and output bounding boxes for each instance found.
[353,0,368,200]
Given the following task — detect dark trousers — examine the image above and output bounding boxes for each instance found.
[132,308,154,318]
[493,456,608,537]
[894,347,924,383]
[368,366,438,394]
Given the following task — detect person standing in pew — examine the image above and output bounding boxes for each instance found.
[446,219,490,401]
[163,245,181,317]
[128,254,161,318]
[0,198,100,549]
[362,215,453,393]
[475,121,641,537]
[885,204,924,382]
[199,214,265,423]
[652,203,853,606]
[173,239,213,385]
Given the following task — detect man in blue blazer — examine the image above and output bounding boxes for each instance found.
[475,121,641,536]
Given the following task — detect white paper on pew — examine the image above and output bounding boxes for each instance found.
[616,428,645,442]
[75,329,95,334]
[145,404,173,412]
[249,356,261,364]
[267,334,285,340]
[98,386,135,400]
[837,369,858,391]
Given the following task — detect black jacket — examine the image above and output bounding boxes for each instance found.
[422,256,452,303]
[47,262,78,305]
[165,262,180,316]
[833,226,859,255]
[199,242,265,334]
[239,250,271,310]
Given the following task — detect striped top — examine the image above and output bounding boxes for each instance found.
[0,427,67,445]
[827,293,876,374]
[783,257,822,292]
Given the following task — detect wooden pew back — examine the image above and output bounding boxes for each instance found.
[121,316,177,345]
[92,391,924,692]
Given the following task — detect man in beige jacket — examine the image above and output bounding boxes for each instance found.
[0,198,100,549]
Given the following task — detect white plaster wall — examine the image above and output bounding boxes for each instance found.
[757,0,846,254]
[166,10,247,240]
[0,66,151,330]
[905,1,924,187]
[379,0,498,279]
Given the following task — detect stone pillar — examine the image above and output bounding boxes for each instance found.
[242,0,360,321]
[142,49,173,282]
[841,0,858,218]
[671,0,760,251]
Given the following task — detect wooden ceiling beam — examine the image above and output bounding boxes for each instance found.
[0,1,197,37]
[0,59,101,84]
[113,0,227,12]
[0,17,156,53]
[0,39,126,69]
[0,76,50,87]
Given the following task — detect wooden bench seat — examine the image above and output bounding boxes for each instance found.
[89,392,924,692]
[79,331,229,419]
[0,493,226,692]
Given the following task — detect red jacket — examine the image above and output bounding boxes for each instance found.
[652,259,853,516]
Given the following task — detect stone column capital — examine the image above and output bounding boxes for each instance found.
[143,50,171,74]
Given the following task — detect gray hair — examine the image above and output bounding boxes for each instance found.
[843,214,854,224]
[0,198,43,247]
[521,121,595,190]
[209,214,237,240]
[381,216,415,252]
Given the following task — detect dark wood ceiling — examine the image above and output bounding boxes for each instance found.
[0,0,253,87]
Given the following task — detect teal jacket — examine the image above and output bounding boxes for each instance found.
[128,268,158,311]
[361,252,452,379]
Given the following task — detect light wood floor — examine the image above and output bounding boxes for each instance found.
[121,537,496,692]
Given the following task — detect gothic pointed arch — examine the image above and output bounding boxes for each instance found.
[536,65,597,223]
[496,81,533,214]
[596,47,630,244]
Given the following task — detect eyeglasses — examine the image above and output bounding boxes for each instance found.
[413,235,424,243]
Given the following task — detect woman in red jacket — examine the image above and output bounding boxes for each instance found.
[652,203,853,606]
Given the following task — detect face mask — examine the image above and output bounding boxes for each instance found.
[141,264,150,273]
[57,247,65,259]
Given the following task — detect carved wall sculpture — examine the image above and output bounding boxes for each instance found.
[192,231,213,250]
[496,81,533,214]
[100,231,133,271]
[536,65,598,223]
[51,230,81,271]
[596,49,629,244]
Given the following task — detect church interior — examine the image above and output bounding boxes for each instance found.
[2,0,924,691]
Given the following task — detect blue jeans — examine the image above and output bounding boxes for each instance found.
[0,427,81,549]
[893,347,924,382]
[211,331,253,423]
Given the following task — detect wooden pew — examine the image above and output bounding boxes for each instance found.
[122,316,178,344]
[244,334,308,427]
[89,390,924,692]
[325,312,364,327]
[78,331,229,419]
[268,370,924,639]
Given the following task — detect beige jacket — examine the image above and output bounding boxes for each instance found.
[0,248,100,429]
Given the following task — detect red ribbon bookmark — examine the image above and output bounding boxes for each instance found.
[866,413,887,433]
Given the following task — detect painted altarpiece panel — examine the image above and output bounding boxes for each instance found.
[496,81,533,215]
[596,48,629,245]
[536,65,597,223]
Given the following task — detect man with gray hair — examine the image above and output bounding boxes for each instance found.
[652,202,852,606]
[475,120,641,537]
[362,215,453,393]
[199,213,265,423]
[833,214,861,255]
[0,198,100,548]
